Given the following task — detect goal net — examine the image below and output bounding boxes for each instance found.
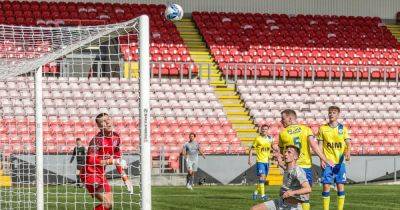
[0,16,151,210]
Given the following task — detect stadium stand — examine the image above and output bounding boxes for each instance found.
[0,1,195,75]
[237,79,400,155]
[0,77,245,170]
[193,12,400,79]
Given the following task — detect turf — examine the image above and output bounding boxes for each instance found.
[1,184,399,210]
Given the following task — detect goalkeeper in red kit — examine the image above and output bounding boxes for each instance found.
[80,113,133,210]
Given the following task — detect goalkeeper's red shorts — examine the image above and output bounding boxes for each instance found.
[80,174,111,195]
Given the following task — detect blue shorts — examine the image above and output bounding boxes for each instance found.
[322,163,347,184]
[302,167,313,186]
[256,162,269,176]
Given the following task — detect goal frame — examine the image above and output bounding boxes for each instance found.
[32,15,151,210]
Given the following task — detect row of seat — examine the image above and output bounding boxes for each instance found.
[0,77,245,156]
[193,11,400,79]
[238,79,400,154]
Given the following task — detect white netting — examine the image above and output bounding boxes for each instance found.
[0,17,139,79]
[0,17,145,210]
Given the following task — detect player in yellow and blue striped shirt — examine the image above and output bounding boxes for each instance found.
[248,124,274,201]
[274,109,334,210]
[317,106,351,210]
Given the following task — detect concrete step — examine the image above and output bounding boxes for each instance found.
[191,54,212,58]
[189,51,210,55]
[224,106,248,115]
[187,42,207,46]
[232,124,256,130]
[237,132,259,139]
[182,37,204,42]
[218,99,243,105]
[188,49,209,53]
[214,91,238,96]
[226,111,248,116]
[214,86,235,91]
[218,95,240,99]
[236,128,258,133]
[179,31,200,35]
[228,119,253,124]
[227,115,252,121]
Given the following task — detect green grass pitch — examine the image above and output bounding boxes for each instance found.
[1,185,399,209]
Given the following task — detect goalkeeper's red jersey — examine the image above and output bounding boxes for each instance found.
[82,131,122,176]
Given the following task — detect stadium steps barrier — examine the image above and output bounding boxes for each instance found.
[387,24,400,42]
[266,165,284,186]
[176,18,259,145]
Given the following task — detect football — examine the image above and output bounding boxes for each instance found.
[165,3,184,21]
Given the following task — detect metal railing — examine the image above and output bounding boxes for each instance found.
[40,60,400,86]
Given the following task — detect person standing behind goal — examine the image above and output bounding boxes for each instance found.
[70,138,86,187]
[182,133,205,190]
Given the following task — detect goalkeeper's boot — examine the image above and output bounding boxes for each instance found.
[261,195,269,201]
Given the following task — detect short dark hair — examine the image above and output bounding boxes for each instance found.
[281,109,297,118]
[189,132,196,137]
[328,106,340,113]
[260,124,269,129]
[76,138,81,142]
[286,145,300,157]
[95,113,109,123]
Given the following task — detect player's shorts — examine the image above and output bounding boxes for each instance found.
[301,167,313,186]
[256,162,269,176]
[322,163,346,184]
[264,198,302,210]
[186,159,198,172]
[80,174,111,195]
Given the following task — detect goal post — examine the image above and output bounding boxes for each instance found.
[0,15,151,210]
[138,15,151,210]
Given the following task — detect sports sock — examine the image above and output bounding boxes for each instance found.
[94,204,110,210]
[190,175,194,186]
[254,184,259,194]
[301,202,310,210]
[337,191,345,210]
[186,174,190,185]
[322,191,330,210]
[259,182,265,196]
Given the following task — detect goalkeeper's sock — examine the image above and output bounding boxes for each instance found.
[186,174,190,185]
[190,175,195,186]
[301,202,310,210]
[322,191,330,210]
[94,204,110,210]
[337,191,345,210]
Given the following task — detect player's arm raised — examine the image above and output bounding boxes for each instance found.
[308,135,334,167]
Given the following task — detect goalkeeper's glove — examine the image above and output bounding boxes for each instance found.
[107,158,128,169]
